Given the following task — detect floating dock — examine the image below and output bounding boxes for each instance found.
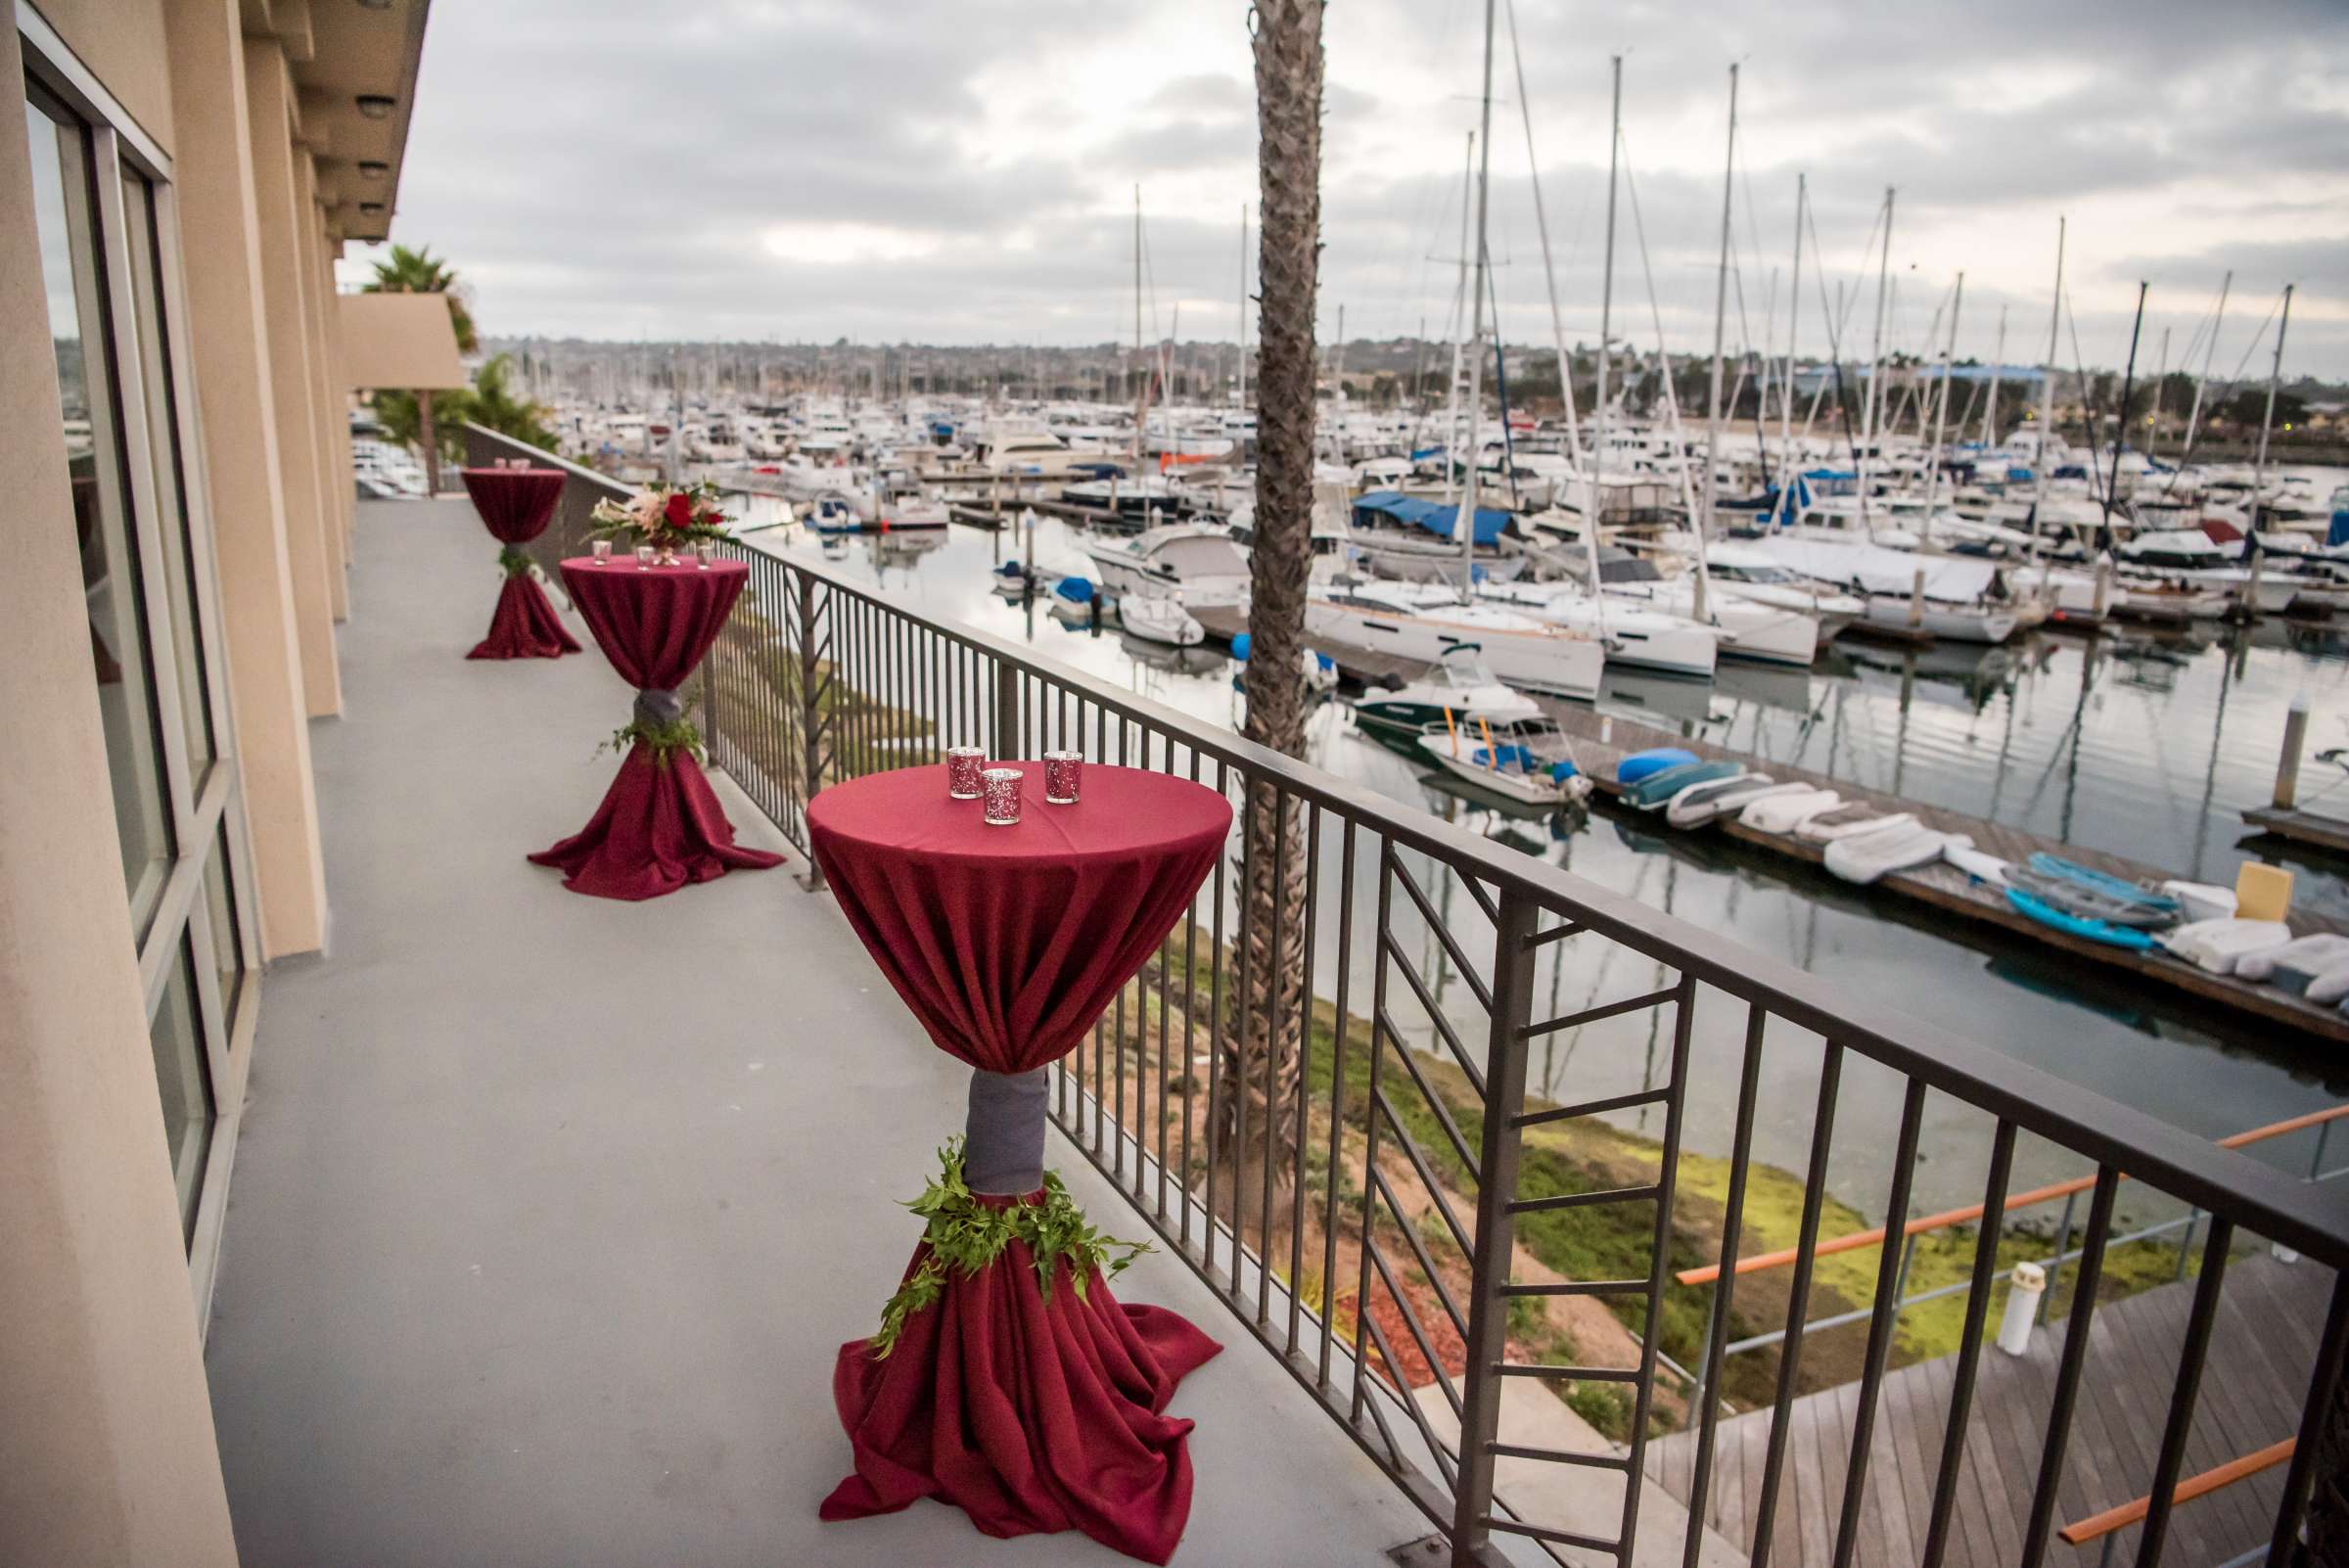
[2242,805,2349,857]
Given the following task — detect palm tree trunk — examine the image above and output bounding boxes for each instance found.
[417,387,439,495]
[1218,0,1321,1236]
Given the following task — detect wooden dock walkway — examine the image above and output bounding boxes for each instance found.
[1549,703,2349,1045]
[2243,804,2349,858]
[1643,1253,2332,1567]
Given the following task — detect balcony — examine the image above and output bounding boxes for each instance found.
[199,495,1426,1566]
[201,427,2349,1568]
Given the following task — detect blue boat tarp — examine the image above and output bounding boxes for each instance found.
[2329,507,2349,548]
[1352,489,1510,546]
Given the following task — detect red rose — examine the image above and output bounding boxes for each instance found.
[664,491,696,530]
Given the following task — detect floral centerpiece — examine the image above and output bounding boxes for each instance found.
[589,479,730,564]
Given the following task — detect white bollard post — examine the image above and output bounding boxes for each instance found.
[1997,1261,2046,1357]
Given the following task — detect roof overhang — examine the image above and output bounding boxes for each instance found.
[249,0,431,245]
[339,291,469,391]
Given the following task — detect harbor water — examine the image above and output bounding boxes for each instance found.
[730,488,2349,1220]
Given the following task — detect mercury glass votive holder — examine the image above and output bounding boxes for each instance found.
[633,544,656,570]
[980,767,1025,827]
[945,746,986,800]
[696,540,717,570]
[1043,750,1082,805]
[590,539,613,565]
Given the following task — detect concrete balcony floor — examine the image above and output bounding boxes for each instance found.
[203,498,1426,1567]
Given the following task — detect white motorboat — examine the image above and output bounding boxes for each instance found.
[1414,718,1592,807]
[1083,525,1251,609]
[1703,544,1864,645]
[1120,594,1206,648]
[1753,536,2022,644]
[1479,580,1719,679]
[1351,645,1544,740]
[1305,578,1604,701]
[1596,557,1822,668]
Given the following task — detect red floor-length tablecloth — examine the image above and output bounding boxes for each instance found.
[528,556,782,899]
[459,466,579,660]
[806,763,1232,1564]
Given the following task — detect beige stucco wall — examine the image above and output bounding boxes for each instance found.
[244,36,341,718]
[23,0,174,153]
[168,0,328,959]
[0,13,240,1565]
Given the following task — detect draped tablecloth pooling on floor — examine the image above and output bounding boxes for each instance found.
[806,762,1233,1565]
[458,466,580,660]
[529,556,783,899]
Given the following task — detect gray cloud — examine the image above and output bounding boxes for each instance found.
[370,0,2349,375]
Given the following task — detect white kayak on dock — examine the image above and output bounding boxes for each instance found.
[2159,919,2291,976]
[1798,807,1918,844]
[1824,820,1951,885]
[1739,787,1844,834]
[1667,776,1809,829]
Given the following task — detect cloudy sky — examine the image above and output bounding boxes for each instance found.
[349,0,2349,379]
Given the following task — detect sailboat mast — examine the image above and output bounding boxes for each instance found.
[1503,0,1602,623]
[1981,303,2007,445]
[1132,185,1144,464]
[2251,283,2295,530]
[1857,187,1893,533]
[1457,0,1497,595]
[1776,172,1803,527]
[2104,281,2148,535]
[1442,131,1473,510]
[1591,55,1623,541]
[2028,215,2065,563]
[1694,62,1738,623]
[1922,271,1963,538]
[1237,205,1250,409]
[2179,270,2232,458]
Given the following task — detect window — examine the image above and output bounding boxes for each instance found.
[27,95,174,922]
[22,65,258,1274]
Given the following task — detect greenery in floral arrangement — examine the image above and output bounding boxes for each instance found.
[607,713,704,767]
[869,1138,1151,1360]
[588,479,730,550]
[497,544,535,579]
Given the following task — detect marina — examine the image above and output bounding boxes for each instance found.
[719,494,2349,1219]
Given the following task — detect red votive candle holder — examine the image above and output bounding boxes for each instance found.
[1043,750,1082,805]
[945,746,986,800]
[980,767,1024,827]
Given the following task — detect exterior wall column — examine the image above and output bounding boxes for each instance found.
[293,153,348,620]
[0,22,242,1564]
[242,36,340,717]
[166,0,327,958]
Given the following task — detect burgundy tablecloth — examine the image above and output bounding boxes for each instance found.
[528,557,783,899]
[459,467,578,660]
[806,763,1231,1563]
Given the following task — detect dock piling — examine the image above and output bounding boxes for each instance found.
[2276,692,2310,808]
[1910,568,1926,628]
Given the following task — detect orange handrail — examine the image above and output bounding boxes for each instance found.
[1677,1102,2348,1287]
[2057,1438,2293,1544]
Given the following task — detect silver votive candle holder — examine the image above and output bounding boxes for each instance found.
[1043,750,1082,805]
[696,540,717,570]
[633,544,656,570]
[980,767,1024,827]
[945,746,986,800]
[591,539,613,565]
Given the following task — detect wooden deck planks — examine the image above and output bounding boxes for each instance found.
[1645,1253,2330,1566]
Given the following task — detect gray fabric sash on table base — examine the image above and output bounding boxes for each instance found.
[633,686,684,729]
[964,1067,1049,1196]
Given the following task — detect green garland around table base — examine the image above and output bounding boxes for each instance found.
[497,543,535,579]
[870,1137,1152,1360]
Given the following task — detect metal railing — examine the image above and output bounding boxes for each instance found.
[464,425,2349,1568]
